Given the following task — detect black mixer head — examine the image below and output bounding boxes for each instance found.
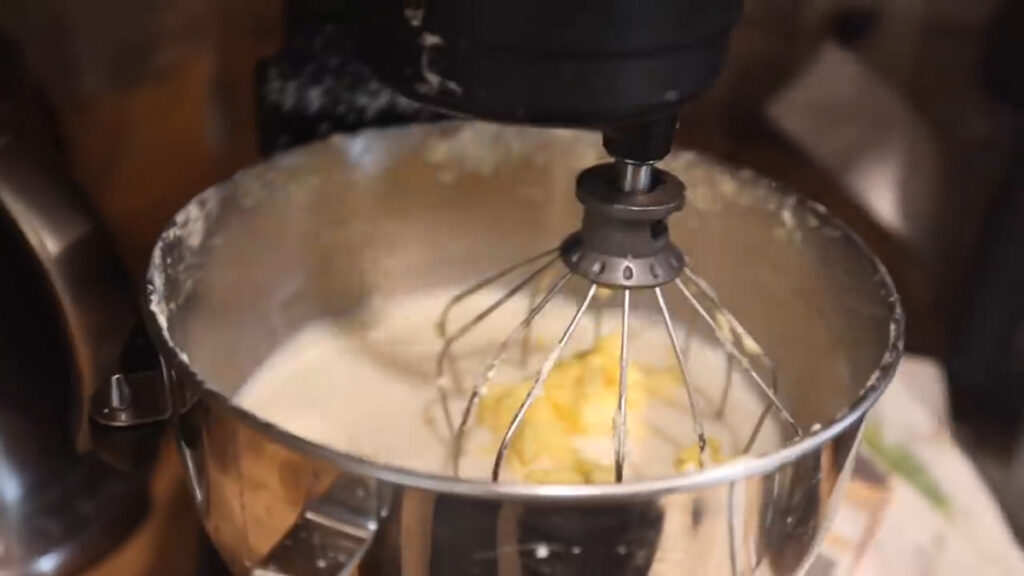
[352,0,744,161]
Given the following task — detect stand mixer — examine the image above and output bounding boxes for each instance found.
[104,1,903,574]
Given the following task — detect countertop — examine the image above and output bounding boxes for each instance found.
[83,435,203,576]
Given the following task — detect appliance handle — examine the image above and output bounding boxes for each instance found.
[90,320,178,428]
[90,369,173,426]
[88,323,176,471]
[255,476,387,576]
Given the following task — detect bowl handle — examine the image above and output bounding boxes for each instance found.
[255,476,385,576]
[89,323,175,471]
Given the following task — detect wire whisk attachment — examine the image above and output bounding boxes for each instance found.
[435,253,803,483]
[434,160,804,483]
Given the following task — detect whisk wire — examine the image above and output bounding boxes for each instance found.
[675,272,802,436]
[492,283,598,481]
[519,269,554,368]
[436,255,561,388]
[742,373,780,454]
[655,286,708,468]
[613,289,631,482]
[716,357,735,418]
[452,271,573,475]
[683,304,698,362]
[438,248,560,339]
[434,253,559,434]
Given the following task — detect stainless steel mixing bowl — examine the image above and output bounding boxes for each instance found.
[144,123,903,575]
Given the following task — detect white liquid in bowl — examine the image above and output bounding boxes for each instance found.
[233,288,782,483]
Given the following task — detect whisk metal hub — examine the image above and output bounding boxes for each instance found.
[560,233,684,289]
[562,163,686,288]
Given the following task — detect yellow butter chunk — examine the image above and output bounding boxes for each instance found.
[476,333,669,484]
[675,437,725,473]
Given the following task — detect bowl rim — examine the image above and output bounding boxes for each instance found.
[143,123,905,502]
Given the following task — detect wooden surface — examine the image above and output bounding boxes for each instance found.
[2,3,284,574]
[83,434,203,576]
[21,0,286,275]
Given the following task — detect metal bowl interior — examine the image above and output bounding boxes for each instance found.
[145,122,903,501]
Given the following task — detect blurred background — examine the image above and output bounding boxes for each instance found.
[1,0,1021,574]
